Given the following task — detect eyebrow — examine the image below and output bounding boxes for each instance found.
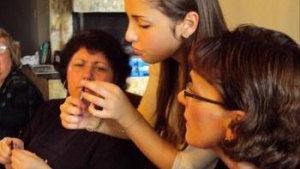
[73,58,108,64]
[93,62,109,66]
[130,14,151,21]
[131,14,143,18]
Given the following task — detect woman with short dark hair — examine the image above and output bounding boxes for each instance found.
[178,25,300,169]
[0,29,145,169]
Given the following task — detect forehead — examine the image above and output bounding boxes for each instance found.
[124,0,162,16]
[190,70,198,79]
[71,47,109,62]
[190,70,210,89]
[124,0,177,30]
[125,0,154,9]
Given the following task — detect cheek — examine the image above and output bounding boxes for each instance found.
[0,55,11,65]
[94,70,114,82]
[185,104,225,148]
[67,67,81,97]
[0,56,12,74]
[140,30,181,62]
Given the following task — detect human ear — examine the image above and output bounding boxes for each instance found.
[224,110,245,141]
[180,11,199,38]
[231,110,245,122]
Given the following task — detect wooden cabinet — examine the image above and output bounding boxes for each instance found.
[21,65,66,100]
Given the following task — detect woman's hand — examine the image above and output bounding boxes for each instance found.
[0,137,24,165]
[10,149,51,169]
[60,80,141,135]
[60,96,101,130]
[80,80,140,128]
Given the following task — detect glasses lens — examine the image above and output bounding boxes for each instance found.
[0,44,8,54]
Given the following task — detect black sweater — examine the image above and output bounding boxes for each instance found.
[23,99,146,169]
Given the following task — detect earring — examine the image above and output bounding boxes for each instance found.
[224,130,234,142]
[183,23,189,29]
[181,34,189,39]
[224,136,233,141]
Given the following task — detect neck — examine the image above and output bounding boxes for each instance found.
[172,49,186,65]
[212,147,258,169]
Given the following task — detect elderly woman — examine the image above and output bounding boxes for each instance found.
[0,28,43,139]
[0,29,146,169]
[178,25,300,169]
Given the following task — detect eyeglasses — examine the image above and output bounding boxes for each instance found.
[184,82,224,106]
[0,43,9,54]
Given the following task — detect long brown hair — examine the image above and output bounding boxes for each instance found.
[153,0,228,147]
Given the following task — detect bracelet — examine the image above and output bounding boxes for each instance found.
[86,118,103,132]
[122,115,141,133]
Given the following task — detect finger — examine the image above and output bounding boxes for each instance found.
[0,155,11,165]
[10,152,20,168]
[60,97,85,116]
[11,138,24,149]
[60,113,83,129]
[88,103,119,121]
[13,149,35,158]
[61,120,82,129]
[81,80,112,98]
[11,149,33,165]
[60,109,83,123]
[0,138,13,159]
[87,104,105,118]
[60,104,82,116]
[82,92,105,111]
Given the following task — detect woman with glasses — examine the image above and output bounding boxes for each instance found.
[178,25,300,169]
[0,28,43,140]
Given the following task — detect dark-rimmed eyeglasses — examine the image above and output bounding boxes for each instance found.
[0,43,9,54]
[184,82,224,106]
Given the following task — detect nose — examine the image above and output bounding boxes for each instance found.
[82,66,94,81]
[125,22,138,42]
[177,90,187,107]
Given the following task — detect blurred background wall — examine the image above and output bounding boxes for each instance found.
[0,0,298,56]
[219,0,299,44]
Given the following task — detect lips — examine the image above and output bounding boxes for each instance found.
[132,47,142,56]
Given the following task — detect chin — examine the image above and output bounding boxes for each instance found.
[185,132,194,145]
[185,133,206,148]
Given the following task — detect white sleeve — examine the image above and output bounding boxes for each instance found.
[172,145,218,169]
[137,63,160,127]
